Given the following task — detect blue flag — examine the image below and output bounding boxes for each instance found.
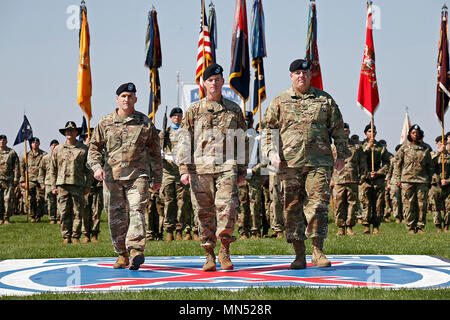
[13,115,33,146]
[79,116,88,142]
[251,0,266,115]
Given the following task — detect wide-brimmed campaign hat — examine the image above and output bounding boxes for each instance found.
[59,121,82,136]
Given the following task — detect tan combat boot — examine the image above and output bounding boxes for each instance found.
[346,226,355,236]
[175,230,183,241]
[218,241,233,271]
[290,240,306,269]
[436,224,443,233]
[203,244,216,271]
[277,232,284,239]
[363,225,371,234]
[72,238,80,244]
[311,237,331,268]
[336,227,345,236]
[183,232,192,240]
[62,238,72,244]
[82,235,91,244]
[113,252,129,269]
[193,231,199,240]
[444,225,449,233]
[372,227,381,235]
[3,218,9,225]
[91,234,99,243]
[166,232,174,242]
[129,249,145,270]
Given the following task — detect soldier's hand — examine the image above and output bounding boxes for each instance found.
[237,174,246,186]
[94,168,106,181]
[181,174,191,185]
[152,183,161,192]
[330,182,334,189]
[442,179,448,186]
[335,159,345,171]
[270,153,281,168]
[52,188,58,195]
[370,171,377,179]
[397,182,402,188]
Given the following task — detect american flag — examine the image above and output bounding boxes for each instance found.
[196,0,213,99]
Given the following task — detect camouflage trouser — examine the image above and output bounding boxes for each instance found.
[360,177,385,227]
[428,185,450,227]
[261,176,271,235]
[333,183,358,227]
[269,173,284,232]
[389,184,403,220]
[161,173,193,233]
[83,186,103,236]
[384,183,392,218]
[57,185,85,239]
[190,170,239,249]
[145,188,164,240]
[45,185,58,222]
[280,166,332,242]
[356,184,364,220]
[0,180,14,220]
[237,184,250,236]
[401,183,429,231]
[104,177,149,254]
[24,181,45,219]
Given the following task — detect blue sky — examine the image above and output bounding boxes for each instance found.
[0,0,448,155]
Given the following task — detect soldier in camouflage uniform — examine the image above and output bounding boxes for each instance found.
[330,123,367,236]
[268,167,284,238]
[49,122,91,244]
[38,139,59,224]
[385,144,403,223]
[360,124,390,234]
[379,140,394,222]
[80,133,103,243]
[20,137,47,222]
[393,125,433,234]
[177,64,247,271]
[262,59,350,269]
[429,136,450,233]
[0,135,20,224]
[88,83,162,271]
[160,107,194,241]
[145,185,164,240]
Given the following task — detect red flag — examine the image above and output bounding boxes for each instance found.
[357,2,379,116]
[305,0,323,90]
[196,0,213,99]
[437,5,450,124]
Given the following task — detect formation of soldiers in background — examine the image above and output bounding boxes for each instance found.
[0,109,449,241]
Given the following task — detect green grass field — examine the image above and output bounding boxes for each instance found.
[0,212,449,300]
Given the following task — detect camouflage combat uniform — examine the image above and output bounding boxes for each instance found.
[88,109,162,254]
[429,151,450,231]
[0,146,20,222]
[360,140,390,230]
[262,86,350,242]
[331,138,367,230]
[385,155,402,222]
[177,97,247,249]
[393,142,433,232]
[49,141,91,240]
[20,148,47,221]
[83,174,103,239]
[39,152,59,222]
[145,186,164,240]
[160,126,193,239]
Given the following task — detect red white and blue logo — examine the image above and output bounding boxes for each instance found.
[0,255,449,296]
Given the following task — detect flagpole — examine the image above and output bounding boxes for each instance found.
[370,116,375,172]
[442,96,445,179]
[257,59,262,130]
[24,139,29,223]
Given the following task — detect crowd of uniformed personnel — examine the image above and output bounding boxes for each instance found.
[0,115,448,239]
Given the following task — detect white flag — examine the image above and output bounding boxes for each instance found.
[400,112,411,144]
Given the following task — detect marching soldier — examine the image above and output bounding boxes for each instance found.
[177,63,248,271]
[20,137,47,222]
[49,122,91,244]
[88,83,162,270]
[360,124,390,234]
[0,134,20,224]
[393,125,433,234]
[262,59,350,269]
[330,123,367,236]
[160,107,194,241]
[38,139,59,224]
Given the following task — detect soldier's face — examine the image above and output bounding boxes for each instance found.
[31,141,39,150]
[0,138,6,147]
[365,129,376,140]
[410,129,420,142]
[344,128,350,137]
[50,143,58,151]
[117,92,137,114]
[171,113,182,125]
[65,128,78,141]
[290,69,311,93]
[204,75,224,97]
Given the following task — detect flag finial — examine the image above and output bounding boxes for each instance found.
[443,4,448,11]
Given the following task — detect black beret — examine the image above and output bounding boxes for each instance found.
[289,59,311,72]
[435,135,443,143]
[116,82,136,96]
[203,63,223,81]
[30,137,40,143]
[364,124,376,134]
[0,134,6,140]
[344,123,350,129]
[170,107,183,117]
[49,139,59,146]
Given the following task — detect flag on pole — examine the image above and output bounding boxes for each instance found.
[77,1,92,121]
[13,115,33,146]
[399,110,411,145]
[305,0,323,90]
[230,0,250,104]
[79,116,88,142]
[196,0,213,99]
[251,0,266,115]
[145,9,162,120]
[357,1,379,116]
[208,2,218,64]
[437,5,450,124]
